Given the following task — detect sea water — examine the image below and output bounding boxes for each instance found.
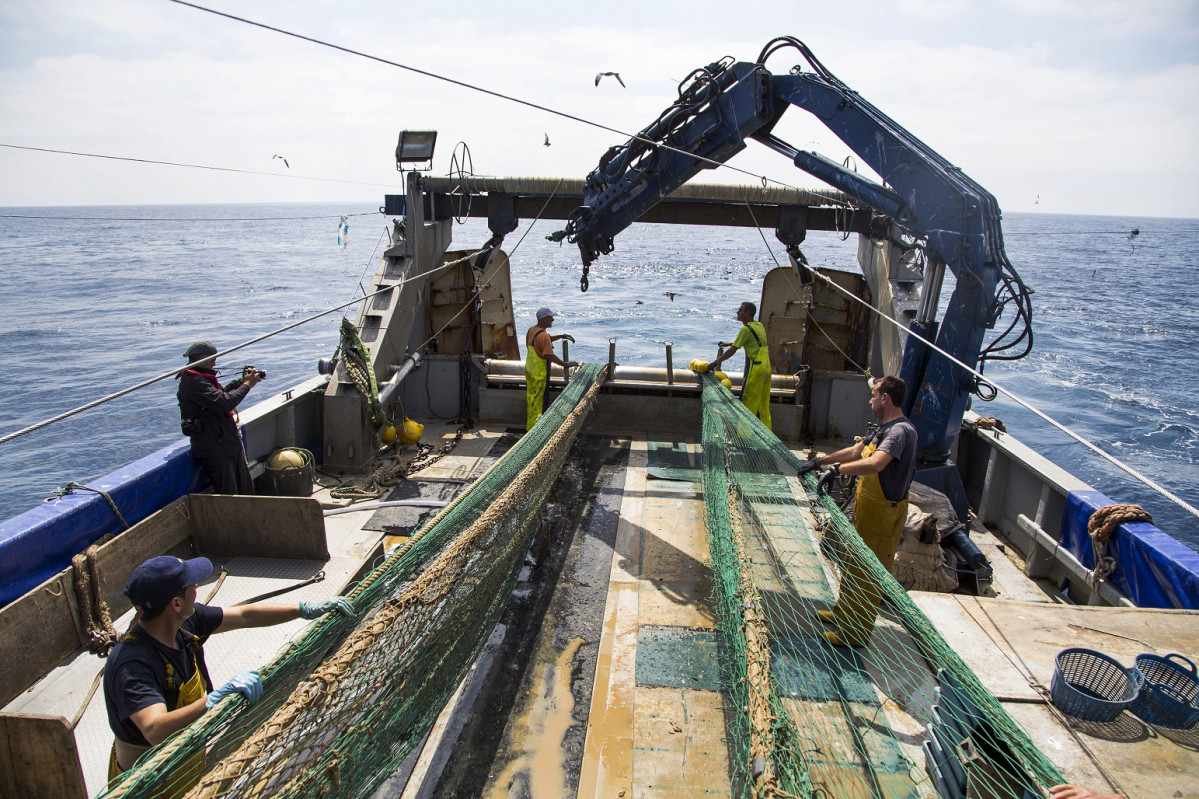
[0,204,1195,547]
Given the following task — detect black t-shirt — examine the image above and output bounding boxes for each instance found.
[103,603,224,745]
[867,418,918,502]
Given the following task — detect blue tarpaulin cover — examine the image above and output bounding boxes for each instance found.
[1062,490,1199,609]
[0,440,203,607]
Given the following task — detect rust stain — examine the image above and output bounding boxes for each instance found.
[484,637,585,799]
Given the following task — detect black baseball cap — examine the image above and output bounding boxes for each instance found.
[184,341,218,361]
[123,556,213,611]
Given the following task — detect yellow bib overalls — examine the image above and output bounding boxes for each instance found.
[830,440,909,644]
[108,632,209,798]
[737,321,772,431]
[525,327,549,430]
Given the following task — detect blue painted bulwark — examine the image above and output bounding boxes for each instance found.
[1062,490,1199,609]
[0,439,205,607]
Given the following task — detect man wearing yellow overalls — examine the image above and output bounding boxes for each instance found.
[525,307,576,430]
[797,376,918,646]
[103,556,354,796]
[709,301,772,430]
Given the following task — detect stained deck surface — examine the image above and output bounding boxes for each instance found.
[6,422,1199,799]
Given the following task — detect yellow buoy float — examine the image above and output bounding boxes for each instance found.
[398,418,424,445]
[720,377,733,389]
[267,448,307,470]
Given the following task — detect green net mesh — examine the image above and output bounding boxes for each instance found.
[98,363,606,799]
[337,318,387,428]
[100,362,1069,799]
[699,372,1065,798]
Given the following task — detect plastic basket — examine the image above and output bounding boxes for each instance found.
[1050,648,1142,722]
[1128,653,1199,730]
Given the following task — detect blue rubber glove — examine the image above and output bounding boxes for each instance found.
[299,597,354,620]
[206,670,261,709]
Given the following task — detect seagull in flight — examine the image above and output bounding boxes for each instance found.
[595,72,625,88]
[544,133,551,147]
[272,154,290,168]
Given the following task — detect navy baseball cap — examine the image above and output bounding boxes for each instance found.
[123,556,213,611]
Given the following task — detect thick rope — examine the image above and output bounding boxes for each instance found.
[48,482,129,528]
[728,483,794,799]
[70,535,119,655]
[186,372,605,797]
[1087,503,1154,584]
[338,318,387,428]
[973,417,1007,433]
[328,426,468,501]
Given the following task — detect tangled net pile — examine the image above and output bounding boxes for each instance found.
[699,373,1064,798]
[99,363,607,799]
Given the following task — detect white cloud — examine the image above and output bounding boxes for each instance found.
[0,1,1196,217]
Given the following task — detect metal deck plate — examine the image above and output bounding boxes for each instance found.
[635,628,723,691]
[772,633,879,705]
[43,554,361,796]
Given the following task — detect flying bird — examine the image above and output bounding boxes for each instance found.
[1034,194,1040,204]
[272,154,290,169]
[544,134,551,147]
[595,72,626,88]
[664,291,676,301]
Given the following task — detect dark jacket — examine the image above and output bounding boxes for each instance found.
[177,368,251,458]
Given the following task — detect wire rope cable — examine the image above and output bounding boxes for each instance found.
[0,288,379,447]
[0,143,395,189]
[162,0,809,194]
[736,190,1198,520]
[0,246,487,448]
[807,264,1196,520]
[0,210,381,222]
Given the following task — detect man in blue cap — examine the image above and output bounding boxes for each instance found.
[524,308,577,430]
[102,555,354,789]
[177,340,262,494]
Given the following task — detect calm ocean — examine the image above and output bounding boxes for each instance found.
[0,204,1195,547]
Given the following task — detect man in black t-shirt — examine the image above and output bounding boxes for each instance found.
[796,376,918,646]
[103,556,355,790]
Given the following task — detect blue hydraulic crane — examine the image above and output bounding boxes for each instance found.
[552,37,1033,509]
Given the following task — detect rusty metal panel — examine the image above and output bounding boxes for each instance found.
[760,266,872,375]
[427,250,518,359]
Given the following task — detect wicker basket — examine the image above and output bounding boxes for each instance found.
[1050,648,1142,723]
[1128,653,1199,730]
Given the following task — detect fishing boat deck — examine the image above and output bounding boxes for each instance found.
[4,422,1197,798]
[392,423,1199,799]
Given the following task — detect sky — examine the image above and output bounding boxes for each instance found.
[0,0,1197,218]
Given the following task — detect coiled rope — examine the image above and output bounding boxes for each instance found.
[70,535,119,655]
[1087,504,1154,584]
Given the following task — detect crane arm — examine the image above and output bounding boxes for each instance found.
[552,37,1032,468]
